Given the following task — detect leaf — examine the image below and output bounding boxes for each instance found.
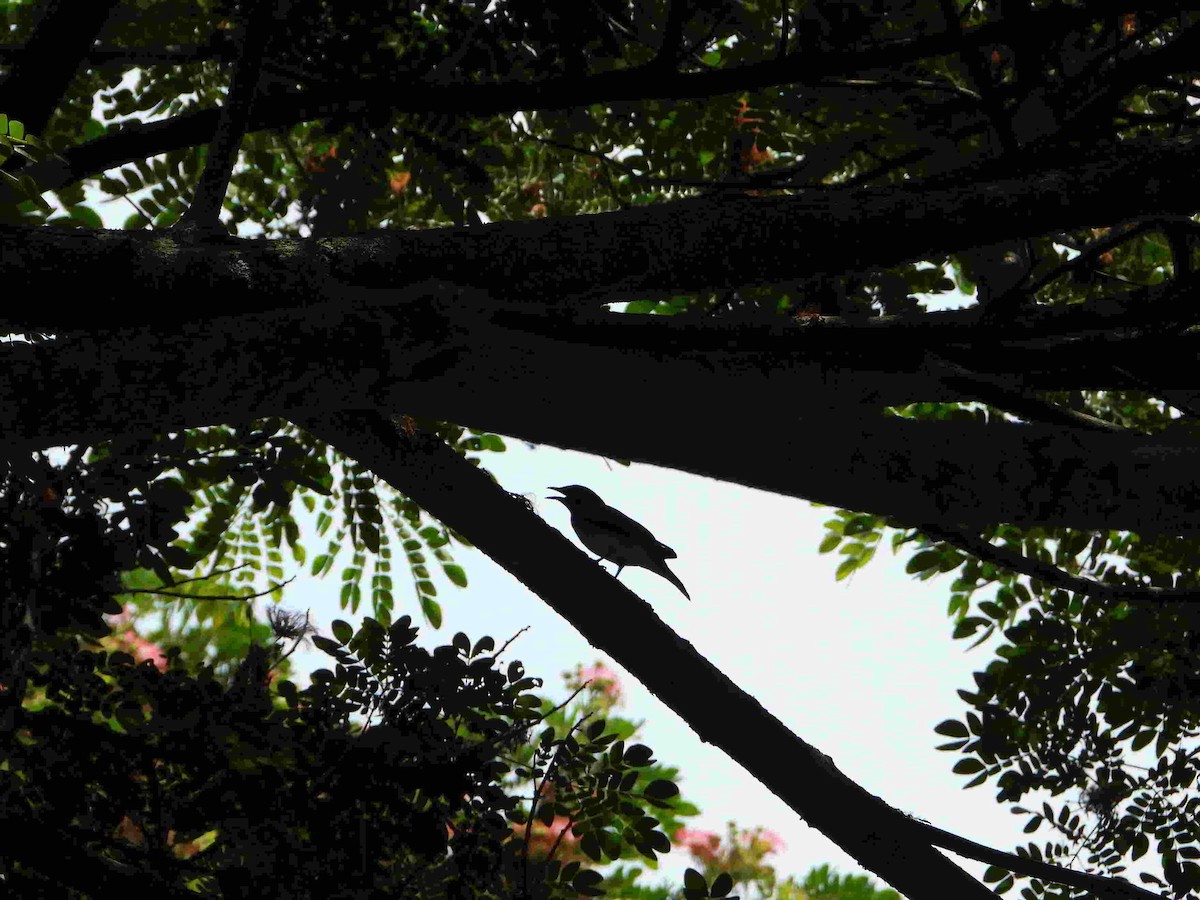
[642,779,679,800]
[953,758,984,774]
[934,719,969,738]
[818,534,842,554]
[983,865,1009,883]
[443,563,467,587]
[906,550,943,574]
[420,594,442,628]
[68,205,103,228]
[834,557,859,581]
[331,619,353,644]
[1131,729,1155,751]
[580,831,602,862]
[710,872,734,897]
[312,635,340,656]
[360,522,380,553]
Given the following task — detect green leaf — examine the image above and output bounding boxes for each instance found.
[934,719,969,738]
[360,522,380,553]
[642,779,679,800]
[420,594,442,628]
[311,635,340,656]
[953,758,984,774]
[579,831,602,862]
[331,619,353,644]
[1131,729,1155,751]
[905,549,943,574]
[834,557,859,581]
[983,865,1008,883]
[443,563,467,587]
[68,205,103,228]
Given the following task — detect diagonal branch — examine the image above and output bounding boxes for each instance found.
[178,0,290,233]
[292,408,1161,900]
[0,0,122,135]
[292,409,993,900]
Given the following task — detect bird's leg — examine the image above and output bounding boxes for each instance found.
[613,565,625,578]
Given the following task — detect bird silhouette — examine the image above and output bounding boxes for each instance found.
[547,485,690,600]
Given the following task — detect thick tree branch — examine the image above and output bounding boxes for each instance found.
[6,137,1200,326]
[293,409,995,900]
[4,285,1200,536]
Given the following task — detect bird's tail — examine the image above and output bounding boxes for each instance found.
[650,559,690,600]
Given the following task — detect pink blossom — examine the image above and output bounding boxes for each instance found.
[127,634,169,671]
[675,827,722,862]
[577,664,622,702]
[106,604,134,626]
[742,827,786,854]
[546,815,578,844]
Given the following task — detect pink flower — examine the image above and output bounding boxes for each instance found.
[675,827,722,862]
[577,664,622,702]
[740,827,786,854]
[106,604,134,626]
[127,634,169,671]
[545,815,578,844]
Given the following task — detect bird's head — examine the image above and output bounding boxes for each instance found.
[547,485,603,509]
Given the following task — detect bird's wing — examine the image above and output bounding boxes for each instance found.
[594,505,670,556]
[657,541,677,559]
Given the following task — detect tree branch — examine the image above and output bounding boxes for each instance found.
[917,523,1200,604]
[0,0,122,134]
[177,0,290,233]
[292,409,997,900]
[4,285,1200,536]
[6,136,1200,324]
[292,409,1160,900]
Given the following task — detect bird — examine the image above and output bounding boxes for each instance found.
[546,485,690,600]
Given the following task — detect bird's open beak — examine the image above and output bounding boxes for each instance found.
[546,487,566,502]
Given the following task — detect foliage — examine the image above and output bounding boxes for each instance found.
[5,0,1200,896]
[0,446,711,896]
[819,351,1200,886]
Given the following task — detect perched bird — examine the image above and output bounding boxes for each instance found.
[547,485,690,600]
